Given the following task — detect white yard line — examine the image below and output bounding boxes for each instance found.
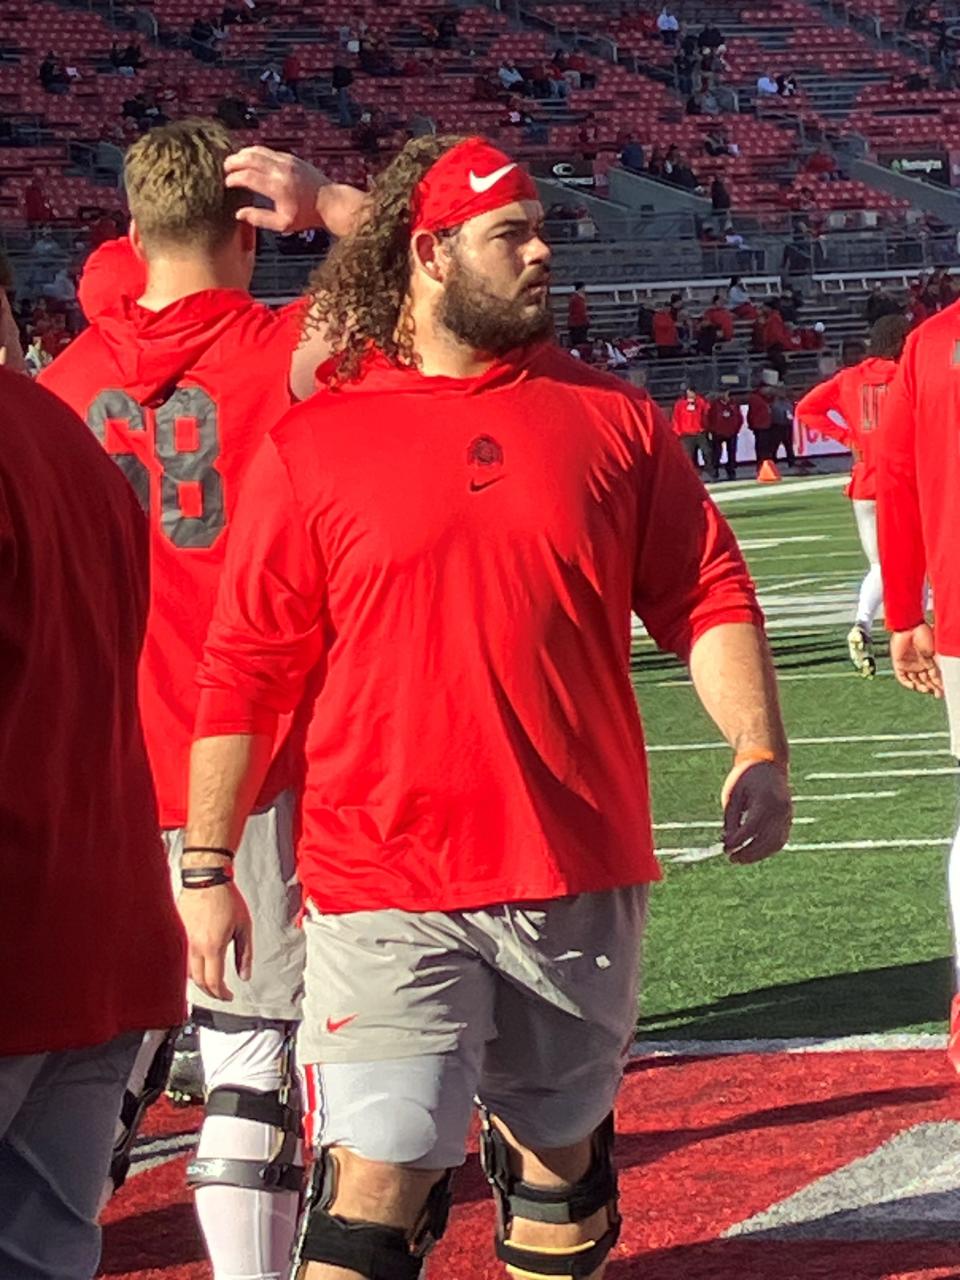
[794,791,901,802]
[657,837,950,857]
[630,1033,946,1057]
[655,669,890,686]
[873,749,951,759]
[654,817,816,830]
[648,732,947,752]
[738,535,829,550]
[712,475,848,502]
[808,768,957,780]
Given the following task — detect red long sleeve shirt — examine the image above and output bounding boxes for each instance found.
[196,343,763,914]
[707,398,741,438]
[671,394,711,435]
[0,369,184,1055]
[796,357,898,501]
[878,306,960,647]
[653,310,679,346]
[39,289,300,825]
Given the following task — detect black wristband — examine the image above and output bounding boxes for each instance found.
[181,866,235,889]
[182,845,236,860]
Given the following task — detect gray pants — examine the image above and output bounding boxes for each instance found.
[0,1032,141,1279]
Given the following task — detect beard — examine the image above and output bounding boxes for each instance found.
[438,255,553,356]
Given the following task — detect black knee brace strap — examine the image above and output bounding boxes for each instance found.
[295,1153,452,1280]
[186,1086,303,1194]
[480,1112,621,1278]
[109,1029,178,1194]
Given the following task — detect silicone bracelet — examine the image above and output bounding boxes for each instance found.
[182,845,236,860]
[181,866,235,889]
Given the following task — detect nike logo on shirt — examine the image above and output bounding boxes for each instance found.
[468,163,517,194]
[326,1014,358,1033]
[470,476,505,492]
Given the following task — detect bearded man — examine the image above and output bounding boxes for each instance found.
[178,135,791,1280]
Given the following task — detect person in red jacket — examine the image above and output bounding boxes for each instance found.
[877,299,960,1073]
[797,315,908,677]
[653,299,682,356]
[703,294,734,342]
[567,279,589,348]
[0,368,185,1279]
[671,385,712,471]
[707,387,741,479]
[39,120,365,1280]
[178,134,791,1280]
[747,371,776,464]
[762,302,799,379]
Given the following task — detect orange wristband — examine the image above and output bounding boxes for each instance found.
[734,749,778,767]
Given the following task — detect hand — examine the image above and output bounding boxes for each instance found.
[890,623,942,697]
[177,880,252,1001]
[224,146,368,236]
[721,759,792,864]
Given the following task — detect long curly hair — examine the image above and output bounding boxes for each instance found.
[303,134,464,385]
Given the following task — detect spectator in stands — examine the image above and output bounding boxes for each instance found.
[360,35,398,77]
[118,42,147,72]
[281,52,303,102]
[703,293,734,341]
[568,282,590,348]
[762,301,799,378]
[189,17,219,62]
[672,386,712,470]
[332,62,355,126]
[653,300,683,357]
[711,174,732,213]
[930,266,957,308]
[770,385,797,469]
[704,126,738,157]
[498,60,526,92]
[31,228,60,259]
[408,112,437,138]
[221,0,243,24]
[260,61,292,105]
[905,3,929,31]
[353,110,385,156]
[436,11,459,48]
[729,275,756,317]
[658,5,680,43]
[699,22,725,51]
[647,145,666,177]
[216,96,259,129]
[687,88,720,115]
[779,283,804,324]
[675,45,698,96]
[23,176,53,227]
[777,72,799,97]
[621,137,645,174]
[748,371,777,464]
[707,388,741,479]
[636,300,655,338]
[864,283,902,325]
[45,267,76,306]
[907,281,931,327]
[804,148,839,180]
[756,72,778,97]
[39,52,69,95]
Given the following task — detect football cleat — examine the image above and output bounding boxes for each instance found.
[847,624,876,678]
[949,996,960,1076]
[165,1022,205,1106]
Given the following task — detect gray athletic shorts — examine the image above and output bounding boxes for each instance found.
[164,790,304,1024]
[939,656,960,759]
[298,886,649,1168]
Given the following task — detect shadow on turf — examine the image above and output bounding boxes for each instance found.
[636,957,954,1042]
[100,1202,205,1272]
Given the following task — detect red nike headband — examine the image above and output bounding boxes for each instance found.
[410,137,539,235]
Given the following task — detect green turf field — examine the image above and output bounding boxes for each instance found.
[635,474,957,1042]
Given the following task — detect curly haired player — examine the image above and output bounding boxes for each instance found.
[180,135,792,1280]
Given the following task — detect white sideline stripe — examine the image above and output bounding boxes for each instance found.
[738,535,829,549]
[809,768,958,779]
[874,749,952,759]
[712,475,848,503]
[654,816,816,830]
[630,1033,947,1057]
[655,669,891,686]
[655,837,950,856]
[794,791,901,802]
[647,732,947,752]
[745,550,863,562]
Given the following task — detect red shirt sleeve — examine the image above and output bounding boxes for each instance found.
[631,403,763,659]
[877,344,926,632]
[195,433,328,737]
[796,371,851,445]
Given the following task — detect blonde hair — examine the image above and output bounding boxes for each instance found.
[124,119,247,253]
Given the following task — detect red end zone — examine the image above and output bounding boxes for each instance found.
[100,1049,960,1280]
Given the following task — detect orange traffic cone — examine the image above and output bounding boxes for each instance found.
[757,459,781,484]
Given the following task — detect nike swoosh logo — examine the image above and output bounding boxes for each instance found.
[326,1014,357,1033]
[469,476,505,492]
[469,163,517,194]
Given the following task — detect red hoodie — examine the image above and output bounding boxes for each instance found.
[796,356,898,501]
[0,369,184,1055]
[878,302,960,648]
[671,393,711,436]
[39,289,301,825]
[195,343,762,915]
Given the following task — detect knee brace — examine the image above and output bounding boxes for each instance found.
[107,1028,178,1196]
[165,1021,204,1106]
[294,1151,452,1280]
[187,1018,304,1195]
[479,1111,620,1279]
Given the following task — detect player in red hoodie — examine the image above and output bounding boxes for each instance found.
[671,385,712,471]
[877,299,960,1073]
[39,120,365,1280]
[797,315,909,677]
[178,135,792,1280]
